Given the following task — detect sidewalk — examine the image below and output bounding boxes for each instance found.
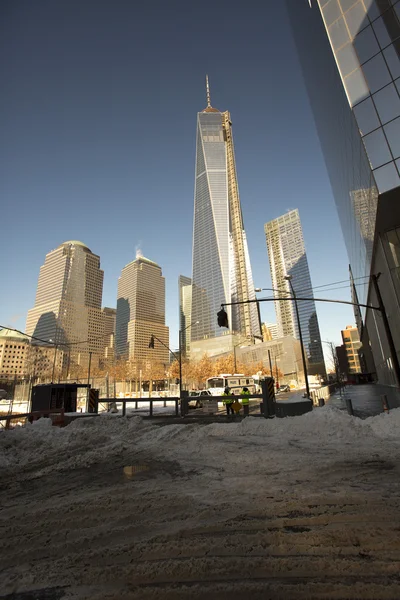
[328,383,400,418]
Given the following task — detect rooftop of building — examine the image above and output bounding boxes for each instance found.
[125,255,160,269]
[59,240,91,252]
[201,106,220,113]
[0,328,30,342]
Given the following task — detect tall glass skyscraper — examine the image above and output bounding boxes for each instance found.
[191,77,260,346]
[265,210,325,376]
[285,0,400,386]
[179,275,192,357]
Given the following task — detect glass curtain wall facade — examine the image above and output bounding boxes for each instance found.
[285,0,400,384]
[319,0,400,193]
[191,89,260,345]
[179,275,192,357]
[285,0,378,318]
[264,210,325,375]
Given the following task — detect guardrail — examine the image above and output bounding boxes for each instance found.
[0,392,278,427]
[98,395,263,417]
[99,397,181,417]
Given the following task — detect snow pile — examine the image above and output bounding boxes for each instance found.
[0,415,149,476]
[205,405,364,442]
[363,407,400,438]
[1,406,399,481]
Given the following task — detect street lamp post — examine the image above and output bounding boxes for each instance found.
[150,321,198,407]
[233,334,252,373]
[179,321,199,398]
[179,329,183,400]
[284,275,310,400]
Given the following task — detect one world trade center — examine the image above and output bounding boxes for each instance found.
[190,77,260,349]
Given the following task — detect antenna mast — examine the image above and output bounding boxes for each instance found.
[206,74,211,108]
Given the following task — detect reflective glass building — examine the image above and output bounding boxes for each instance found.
[285,0,400,386]
[179,275,192,357]
[191,79,260,345]
[319,0,400,193]
[265,210,326,376]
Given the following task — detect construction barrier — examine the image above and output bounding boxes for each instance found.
[88,389,99,413]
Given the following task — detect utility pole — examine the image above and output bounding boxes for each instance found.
[268,349,273,378]
[51,345,58,383]
[372,274,400,387]
[87,351,92,388]
[178,329,183,401]
[274,355,279,387]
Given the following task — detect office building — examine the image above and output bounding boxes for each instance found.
[264,209,325,376]
[341,324,363,374]
[235,337,305,385]
[262,322,279,341]
[336,344,350,379]
[101,307,116,364]
[0,328,63,381]
[116,254,169,365]
[285,0,400,386]
[191,77,260,351]
[0,329,30,379]
[26,241,105,368]
[179,275,192,357]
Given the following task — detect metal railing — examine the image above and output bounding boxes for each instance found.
[98,395,263,417]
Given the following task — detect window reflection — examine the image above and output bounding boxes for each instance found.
[345,67,370,104]
[345,2,369,38]
[383,43,400,78]
[364,0,381,22]
[363,127,392,167]
[373,82,400,122]
[354,96,381,133]
[362,52,392,91]
[323,0,342,27]
[337,42,360,76]
[354,25,380,63]
[372,15,392,49]
[384,116,400,158]
[329,16,351,49]
[339,0,358,12]
[373,161,400,191]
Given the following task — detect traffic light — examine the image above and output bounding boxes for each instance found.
[217,308,229,328]
[149,335,155,349]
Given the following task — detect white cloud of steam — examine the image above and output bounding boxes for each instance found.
[135,243,143,259]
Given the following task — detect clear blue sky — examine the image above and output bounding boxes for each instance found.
[1,0,355,361]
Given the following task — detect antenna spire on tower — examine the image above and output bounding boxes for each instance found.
[206,74,211,108]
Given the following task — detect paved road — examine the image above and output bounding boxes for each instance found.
[328,384,400,418]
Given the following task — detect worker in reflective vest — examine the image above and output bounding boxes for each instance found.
[222,386,234,415]
[241,387,251,416]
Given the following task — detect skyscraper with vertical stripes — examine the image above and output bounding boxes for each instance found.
[190,77,260,348]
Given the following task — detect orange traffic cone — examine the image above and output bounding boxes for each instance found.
[382,395,390,414]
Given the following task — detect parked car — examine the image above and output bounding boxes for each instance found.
[188,390,212,408]
[278,384,291,393]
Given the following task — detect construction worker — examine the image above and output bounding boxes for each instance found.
[241,386,251,416]
[222,386,234,415]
